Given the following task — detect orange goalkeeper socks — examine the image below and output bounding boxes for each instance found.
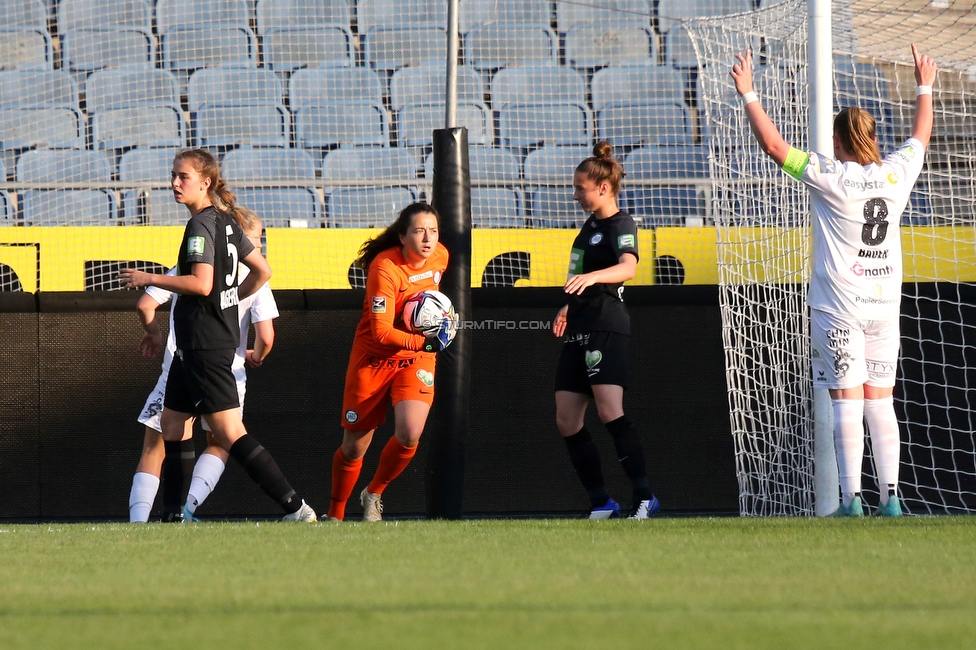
[328,448,363,521]
[367,437,418,495]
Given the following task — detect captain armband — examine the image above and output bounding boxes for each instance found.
[781,147,810,181]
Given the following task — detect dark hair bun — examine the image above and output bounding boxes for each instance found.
[593,140,613,160]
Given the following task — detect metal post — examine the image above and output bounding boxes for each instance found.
[444,0,459,128]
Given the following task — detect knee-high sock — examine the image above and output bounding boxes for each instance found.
[367,438,418,495]
[833,398,865,506]
[605,415,652,502]
[329,448,363,521]
[865,396,900,505]
[129,472,160,523]
[185,452,226,515]
[563,427,609,508]
[228,434,301,514]
[161,440,193,516]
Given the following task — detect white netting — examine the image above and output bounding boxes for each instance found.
[687,0,976,515]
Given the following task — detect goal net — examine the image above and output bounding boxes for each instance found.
[684,0,976,515]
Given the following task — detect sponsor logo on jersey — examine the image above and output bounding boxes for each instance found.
[369,356,415,369]
[866,360,896,375]
[826,328,850,347]
[409,270,433,283]
[858,249,888,259]
[833,349,853,379]
[433,270,442,284]
[618,234,635,249]
[417,369,435,387]
[585,350,602,377]
[187,236,205,255]
[568,248,584,275]
[887,172,898,185]
[843,178,886,192]
[898,144,917,160]
[589,233,603,245]
[219,286,239,310]
[344,410,359,424]
[816,370,827,381]
[851,262,893,278]
[371,296,386,313]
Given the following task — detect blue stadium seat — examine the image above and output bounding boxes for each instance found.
[523,145,589,228]
[326,186,418,227]
[463,23,557,71]
[0,28,52,70]
[664,24,696,69]
[491,66,587,108]
[156,0,250,35]
[425,146,521,181]
[119,147,186,225]
[363,25,447,72]
[263,26,354,71]
[93,105,187,151]
[17,149,116,225]
[0,0,47,29]
[0,69,78,108]
[0,107,84,172]
[524,145,590,182]
[162,27,257,92]
[657,0,752,36]
[357,0,446,33]
[591,66,687,112]
[194,104,290,148]
[234,187,323,227]
[469,187,527,227]
[86,68,180,114]
[498,103,593,149]
[555,0,651,32]
[323,148,417,181]
[527,186,583,228]
[624,144,708,178]
[390,65,484,112]
[397,102,492,148]
[58,0,151,33]
[596,101,692,147]
[458,0,550,34]
[255,0,350,34]
[223,147,317,181]
[295,103,390,151]
[60,28,155,75]
[188,68,282,111]
[289,67,384,110]
[565,24,657,70]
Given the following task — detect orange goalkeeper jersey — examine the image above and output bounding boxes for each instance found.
[352,242,450,359]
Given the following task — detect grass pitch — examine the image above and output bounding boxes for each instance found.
[1,516,974,649]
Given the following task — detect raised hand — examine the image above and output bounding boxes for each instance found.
[730,50,755,96]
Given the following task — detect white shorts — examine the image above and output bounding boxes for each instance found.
[138,372,245,433]
[810,309,899,390]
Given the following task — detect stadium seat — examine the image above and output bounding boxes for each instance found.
[463,23,557,72]
[458,0,550,34]
[523,145,589,228]
[289,67,384,111]
[155,0,250,35]
[234,187,323,227]
[295,103,390,152]
[390,65,485,112]
[323,148,417,181]
[625,144,708,178]
[664,24,697,69]
[0,29,52,70]
[424,146,521,182]
[0,189,13,224]
[596,101,692,147]
[565,24,657,70]
[92,105,187,151]
[591,66,687,112]
[223,147,317,181]
[555,0,651,32]
[363,25,447,72]
[0,0,47,29]
[85,68,180,114]
[524,145,591,182]
[357,0,446,34]
[498,103,593,149]
[0,107,85,172]
[60,28,156,75]
[469,187,527,227]
[263,26,354,71]
[16,148,111,182]
[255,0,350,34]
[491,66,587,108]
[58,0,152,34]
[119,147,185,225]
[17,149,116,226]
[188,68,283,112]
[162,27,257,92]
[193,104,290,149]
[0,69,78,108]
[527,186,583,228]
[326,186,418,227]
[397,102,492,148]
[657,0,752,36]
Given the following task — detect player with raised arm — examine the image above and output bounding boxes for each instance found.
[119,149,315,522]
[731,45,937,516]
[552,141,660,520]
[328,202,455,522]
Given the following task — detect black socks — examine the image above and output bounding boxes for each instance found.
[605,416,653,502]
[563,427,609,508]
[229,434,300,514]
[161,439,195,519]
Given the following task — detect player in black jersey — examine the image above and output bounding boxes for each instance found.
[119,149,316,522]
[551,141,659,520]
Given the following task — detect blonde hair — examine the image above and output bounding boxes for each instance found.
[833,107,882,166]
[575,141,625,195]
[173,149,239,221]
[234,206,261,236]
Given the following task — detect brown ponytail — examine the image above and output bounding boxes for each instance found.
[172,149,240,223]
[575,141,625,195]
[833,107,882,166]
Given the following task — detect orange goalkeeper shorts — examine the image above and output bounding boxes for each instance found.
[340,348,436,431]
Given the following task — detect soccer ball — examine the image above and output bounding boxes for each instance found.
[402,290,457,334]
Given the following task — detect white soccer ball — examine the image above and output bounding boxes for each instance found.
[402,290,457,335]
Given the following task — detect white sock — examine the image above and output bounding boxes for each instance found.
[185,453,226,515]
[129,472,160,523]
[865,396,900,505]
[833,398,865,506]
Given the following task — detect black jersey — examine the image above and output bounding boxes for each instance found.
[565,211,639,336]
[173,206,254,350]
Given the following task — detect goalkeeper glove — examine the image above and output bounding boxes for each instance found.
[422,317,456,353]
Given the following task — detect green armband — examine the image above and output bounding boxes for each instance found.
[781,147,809,180]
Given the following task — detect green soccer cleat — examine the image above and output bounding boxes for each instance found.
[830,496,864,517]
[878,495,903,518]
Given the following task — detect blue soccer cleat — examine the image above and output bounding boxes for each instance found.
[628,495,660,520]
[878,495,903,518]
[182,505,200,523]
[589,498,621,520]
[830,496,864,518]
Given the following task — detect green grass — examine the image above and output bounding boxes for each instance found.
[1,517,974,649]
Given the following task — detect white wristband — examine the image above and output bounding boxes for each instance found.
[741,91,759,105]
[917,85,932,96]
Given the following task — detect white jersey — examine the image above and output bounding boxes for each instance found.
[792,138,925,320]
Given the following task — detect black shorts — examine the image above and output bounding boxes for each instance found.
[164,348,239,415]
[554,331,629,395]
